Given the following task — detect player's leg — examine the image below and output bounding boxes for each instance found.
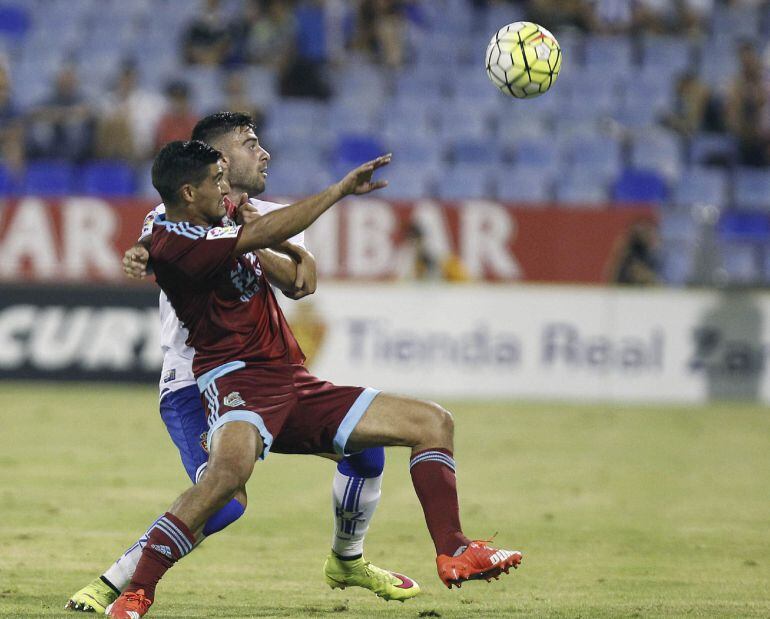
[106,421,263,618]
[320,447,421,601]
[343,392,522,588]
[66,386,246,613]
[279,374,419,602]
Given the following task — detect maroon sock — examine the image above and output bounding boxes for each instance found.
[125,512,195,600]
[409,448,470,556]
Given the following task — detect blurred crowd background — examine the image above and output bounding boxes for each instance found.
[1,0,770,286]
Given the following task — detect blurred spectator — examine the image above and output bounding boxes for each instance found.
[396,221,469,282]
[353,0,408,68]
[661,72,711,136]
[182,0,231,66]
[0,61,25,173]
[607,219,661,285]
[528,0,595,32]
[154,81,198,151]
[586,0,635,34]
[26,64,94,161]
[396,222,441,280]
[220,71,265,130]
[235,0,297,71]
[95,61,165,161]
[725,41,770,166]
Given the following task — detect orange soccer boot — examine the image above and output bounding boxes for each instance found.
[436,540,522,588]
[105,589,153,618]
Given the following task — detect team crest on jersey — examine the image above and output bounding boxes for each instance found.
[223,391,246,408]
[206,225,240,240]
[162,369,176,383]
[199,432,209,454]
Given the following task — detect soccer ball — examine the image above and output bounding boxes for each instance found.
[485,21,562,99]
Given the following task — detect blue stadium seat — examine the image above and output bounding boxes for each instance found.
[395,67,446,98]
[436,164,492,200]
[334,134,386,167]
[560,135,622,171]
[511,136,559,170]
[672,167,728,207]
[660,209,698,244]
[612,169,668,203]
[640,36,694,75]
[660,242,694,285]
[23,161,75,196]
[385,137,442,166]
[378,163,433,200]
[720,242,760,284]
[630,130,682,180]
[495,166,553,203]
[449,139,502,164]
[0,4,31,40]
[0,163,19,196]
[81,161,137,197]
[688,133,737,167]
[437,104,492,140]
[584,36,634,72]
[328,101,379,135]
[734,168,770,211]
[554,172,608,206]
[718,211,770,243]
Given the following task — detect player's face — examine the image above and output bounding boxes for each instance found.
[217,126,270,196]
[191,162,228,225]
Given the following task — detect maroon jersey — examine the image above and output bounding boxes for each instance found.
[149,217,305,377]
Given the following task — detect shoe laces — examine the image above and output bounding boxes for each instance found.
[120,590,151,612]
[362,561,396,588]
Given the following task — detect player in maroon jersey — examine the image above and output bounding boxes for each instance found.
[106,140,521,618]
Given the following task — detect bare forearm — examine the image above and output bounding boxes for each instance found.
[258,249,297,292]
[237,184,342,253]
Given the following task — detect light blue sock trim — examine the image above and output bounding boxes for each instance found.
[206,409,273,460]
[333,388,381,456]
[197,361,246,393]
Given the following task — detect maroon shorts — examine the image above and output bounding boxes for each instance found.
[198,362,380,458]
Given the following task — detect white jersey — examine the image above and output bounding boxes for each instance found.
[140,199,306,399]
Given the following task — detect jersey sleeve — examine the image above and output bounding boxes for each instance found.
[138,204,166,242]
[164,224,244,281]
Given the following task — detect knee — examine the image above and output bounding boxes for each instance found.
[419,401,454,443]
[339,447,385,478]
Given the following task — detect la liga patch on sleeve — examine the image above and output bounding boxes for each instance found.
[206,225,241,240]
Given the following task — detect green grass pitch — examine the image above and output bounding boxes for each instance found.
[1,383,769,618]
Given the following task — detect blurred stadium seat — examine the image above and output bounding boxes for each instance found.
[496,166,554,203]
[81,161,137,197]
[23,161,75,196]
[673,167,728,207]
[612,169,668,203]
[734,168,770,211]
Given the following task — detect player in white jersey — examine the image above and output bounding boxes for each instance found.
[65,114,418,613]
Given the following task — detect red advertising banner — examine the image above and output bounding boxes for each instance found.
[0,196,654,283]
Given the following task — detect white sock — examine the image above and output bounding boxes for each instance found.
[331,470,382,558]
[101,518,156,591]
[102,517,204,591]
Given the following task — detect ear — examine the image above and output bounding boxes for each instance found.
[179,183,195,205]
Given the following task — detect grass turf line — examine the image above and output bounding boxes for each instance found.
[1,383,769,618]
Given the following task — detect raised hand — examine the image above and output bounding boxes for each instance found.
[337,154,392,196]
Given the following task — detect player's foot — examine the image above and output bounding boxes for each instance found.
[436,540,522,589]
[64,576,119,613]
[105,589,152,618]
[324,554,420,602]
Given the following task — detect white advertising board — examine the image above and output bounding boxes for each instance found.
[281,284,770,403]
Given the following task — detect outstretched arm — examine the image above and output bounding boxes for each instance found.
[234,154,391,255]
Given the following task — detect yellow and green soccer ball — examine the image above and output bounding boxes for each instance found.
[485,21,562,99]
